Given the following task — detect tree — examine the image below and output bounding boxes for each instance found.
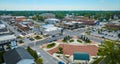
[38,16,44,21]
[18,40,24,44]
[62,36,71,42]
[47,43,56,48]
[36,58,43,64]
[84,13,91,19]
[27,46,38,60]
[0,51,5,63]
[32,14,45,21]
[118,33,120,38]
[98,40,120,64]
[62,37,67,42]
[98,29,101,34]
[34,35,42,40]
[58,47,63,54]
[69,39,74,42]
[55,13,64,19]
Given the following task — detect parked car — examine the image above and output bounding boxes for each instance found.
[37,52,41,57]
[101,36,105,38]
[58,61,64,64]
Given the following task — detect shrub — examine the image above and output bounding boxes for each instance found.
[0,51,5,63]
[27,46,38,60]
[85,38,91,43]
[69,39,74,42]
[62,38,67,42]
[29,38,35,41]
[103,27,119,31]
[34,35,42,40]
[18,40,24,44]
[62,36,71,42]
[17,36,22,39]
[47,43,56,48]
[80,35,91,43]
[86,31,90,35]
[56,47,63,54]
[118,33,120,38]
[77,39,82,43]
[36,58,43,64]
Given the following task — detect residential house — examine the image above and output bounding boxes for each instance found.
[3,47,34,64]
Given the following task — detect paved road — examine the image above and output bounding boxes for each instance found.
[21,44,60,64]
[64,29,103,43]
[24,35,65,47]
[87,35,103,43]
[1,20,21,36]
[32,46,59,64]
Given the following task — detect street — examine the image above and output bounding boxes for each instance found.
[32,46,59,64]
[1,20,21,36]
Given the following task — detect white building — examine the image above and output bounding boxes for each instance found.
[0,34,17,50]
[41,24,62,35]
[45,18,60,24]
[0,20,6,29]
[62,21,83,29]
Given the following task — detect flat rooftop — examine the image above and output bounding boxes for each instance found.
[41,24,62,31]
[0,35,16,41]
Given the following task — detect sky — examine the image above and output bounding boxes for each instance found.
[0,0,120,11]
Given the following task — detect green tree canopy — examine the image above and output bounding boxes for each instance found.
[55,13,64,19]
[98,40,120,64]
[32,14,45,21]
[36,58,43,64]
[58,47,63,54]
[27,46,38,60]
[118,33,120,38]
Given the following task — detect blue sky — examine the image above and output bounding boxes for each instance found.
[0,0,120,10]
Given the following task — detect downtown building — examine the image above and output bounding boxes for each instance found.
[0,20,17,51]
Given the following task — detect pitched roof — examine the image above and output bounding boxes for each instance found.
[3,47,34,64]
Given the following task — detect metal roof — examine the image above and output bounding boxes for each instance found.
[73,52,90,61]
[3,47,34,64]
